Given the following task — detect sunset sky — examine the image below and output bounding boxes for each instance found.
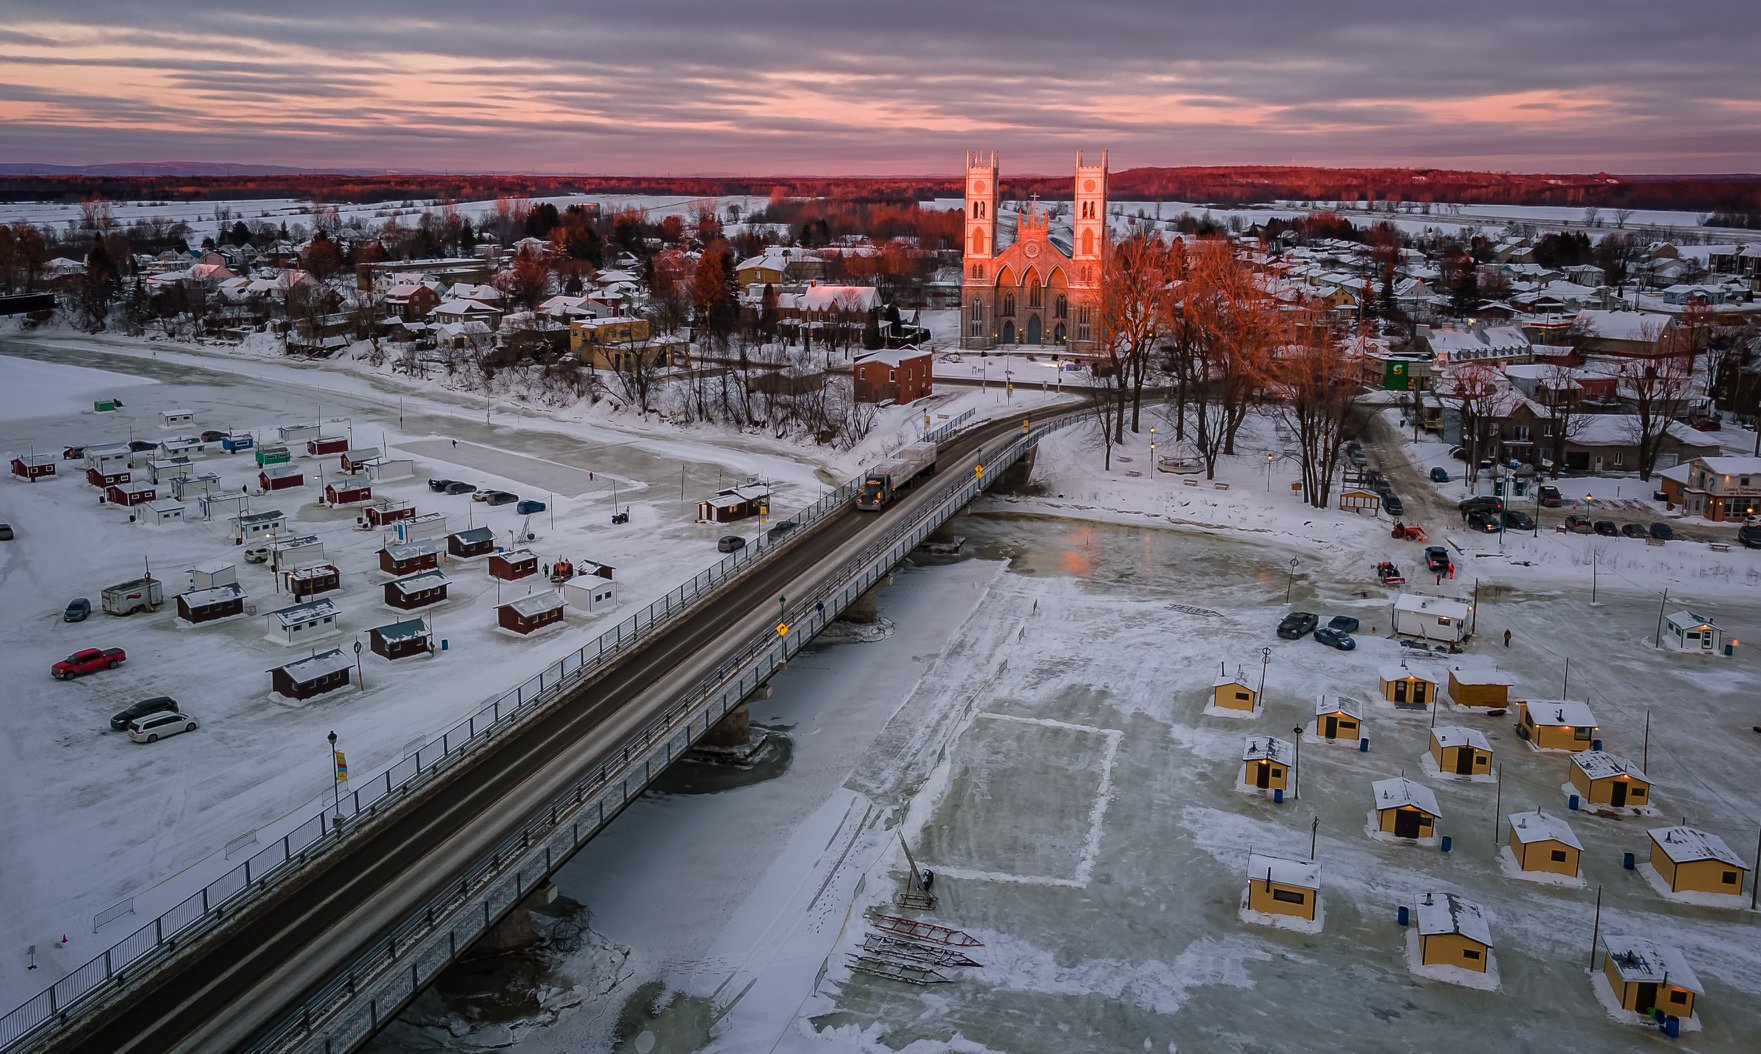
[4,1,1758,175]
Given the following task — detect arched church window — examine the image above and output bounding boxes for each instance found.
[971,227,986,255]
[1055,295,1067,319]
[1081,229,1095,256]
[1002,292,1016,316]
[1028,282,1042,309]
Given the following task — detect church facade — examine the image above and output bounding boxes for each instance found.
[959,150,1108,354]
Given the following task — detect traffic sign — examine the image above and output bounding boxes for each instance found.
[974,464,984,479]
[776,622,789,637]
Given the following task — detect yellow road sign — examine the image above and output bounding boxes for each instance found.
[776,622,789,637]
[974,463,984,479]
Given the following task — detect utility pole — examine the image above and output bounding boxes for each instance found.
[1309,815,1319,860]
[1562,656,1570,699]
[1653,589,1669,648]
[1492,771,1502,847]
[1587,885,1603,971]
[1642,709,1651,772]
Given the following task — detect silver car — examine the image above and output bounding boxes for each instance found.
[128,710,199,743]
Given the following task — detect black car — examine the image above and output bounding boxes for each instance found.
[766,520,798,542]
[1346,448,1368,467]
[128,440,156,453]
[64,598,91,622]
[1649,522,1674,541]
[1373,478,1395,498]
[484,491,518,506]
[1593,520,1619,537]
[443,481,475,495]
[1502,510,1535,531]
[110,697,179,732]
[1424,545,1453,576]
[1620,523,1648,539]
[1467,511,1501,533]
[1739,523,1761,549]
[1383,493,1405,516]
[428,478,456,492]
[1327,615,1360,634]
[199,429,228,443]
[1277,611,1319,639]
[515,499,546,515]
[1313,626,1357,651]
[1458,496,1503,515]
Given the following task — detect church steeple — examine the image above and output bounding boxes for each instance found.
[1072,149,1108,284]
[964,151,998,263]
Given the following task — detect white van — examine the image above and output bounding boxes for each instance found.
[128,710,199,743]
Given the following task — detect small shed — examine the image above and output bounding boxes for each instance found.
[11,453,58,480]
[1428,726,1493,777]
[254,444,292,467]
[186,559,238,592]
[201,493,248,521]
[384,570,448,611]
[392,512,448,544]
[277,423,320,444]
[142,500,187,524]
[266,597,340,645]
[1601,936,1701,1021]
[1647,826,1749,896]
[1373,776,1440,840]
[497,591,566,635]
[339,446,380,472]
[106,481,156,506]
[562,566,618,612]
[306,435,348,457]
[369,618,432,661]
[176,582,247,624]
[157,437,207,459]
[1507,811,1582,879]
[233,509,287,541]
[169,473,222,501]
[1393,593,1471,643]
[259,464,305,492]
[1662,610,1724,654]
[363,499,416,527]
[148,457,194,484]
[1447,669,1516,708]
[1314,696,1364,741]
[220,433,256,453]
[488,548,539,581]
[1242,736,1292,792]
[159,408,194,428]
[367,458,415,482]
[380,539,443,576]
[85,443,131,472]
[1378,666,1438,707]
[697,483,769,523]
[270,648,352,700]
[1518,700,1598,751]
[271,535,323,572]
[1243,854,1320,922]
[1414,892,1492,973]
[285,563,341,601]
[448,526,496,559]
[86,465,130,488]
[1211,672,1259,713]
[1569,751,1651,809]
[325,475,373,506]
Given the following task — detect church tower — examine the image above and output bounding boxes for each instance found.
[961,151,998,349]
[1071,150,1108,285]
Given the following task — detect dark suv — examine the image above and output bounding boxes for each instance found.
[1277,611,1319,639]
[111,697,180,732]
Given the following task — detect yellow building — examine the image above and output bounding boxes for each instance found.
[1569,751,1651,809]
[1378,666,1437,706]
[1373,777,1440,840]
[1507,810,1582,879]
[1243,853,1320,922]
[1602,936,1701,1020]
[1647,826,1749,896]
[1210,673,1259,713]
[570,316,688,372]
[1517,700,1599,751]
[1429,726,1493,777]
[1313,696,1363,741]
[1241,736,1292,792]
[1414,892,1492,972]
[1447,669,1516,709]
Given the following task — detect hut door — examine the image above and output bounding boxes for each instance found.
[1394,809,1421,838]
[1323,716,1338,739]
[1634,982,1658,1013]
[1393,680,1409,703]
[1255,763,1270,789]
[1609,781,1628,807]
[1455,750,1475,776]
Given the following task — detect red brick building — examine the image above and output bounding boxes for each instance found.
[853,348,934,405]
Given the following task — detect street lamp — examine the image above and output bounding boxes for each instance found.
[1265,451,1275,492]
[1149,425,1157,476]
[1285,557,1299,602]
[326,730,342,823]
[1291,726,1304,801]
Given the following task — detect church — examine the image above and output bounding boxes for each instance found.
[959,150,1108,355]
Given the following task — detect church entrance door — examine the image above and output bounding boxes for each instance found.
[1027,315,1042,345]
[1001,320,1016,345]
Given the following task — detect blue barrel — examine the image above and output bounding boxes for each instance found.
[1568,794,1580,811]
[1664,1016,1680,1038]
[1593,739,1604,751]
[1652,1008,1666,1024]
[440,639,449,652]
[1623,851,1636,871]
[1440,835,1453,853]
[1273,788,1284,804]
[1397,905,1409,926]
[1358,737,1370,752]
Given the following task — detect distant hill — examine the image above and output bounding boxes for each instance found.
[0,162,374,177]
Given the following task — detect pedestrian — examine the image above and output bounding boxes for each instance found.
[815,599,824,618]
[451,439,457,448]
[543,562,550,578]
[1503,629,1512,648]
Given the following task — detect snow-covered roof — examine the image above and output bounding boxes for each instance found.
[1414,892,1491,947]
[1430,726,1490,752]
[273,534,319,551]
[1242,736,1292,763]
[287,563,338,582]
[1379,665,1440,685]
[1573,309,1670,343]
[1508,810,1582,850]
[372,617,430,644]
[1245,853,1319,890]
[1448,669,1516,687]
[452,526,494,545]
[504,590,565,617]
[260,464,303,479]
[1216,672,1256,692]
[342,447,380,462]
[188,558,236,576]
[327,474,371,490]
[276,647,351,681]
[1315,695,1363,719]
[1664,610,1716,631]
[1372,777,1439,816]
[1393,594,1470,622]
[493,548,537,563]
[855,347,933,369]
[788,285,881,313]
[179,583,245,607]
[1648,826,1746,869]
[1690,456,1761,477]
[1571,415,1720,449]
[431,298,501,316]
[1426,324,1531,361]
[1571,750,1647,782]
[235,510,286,527]
[1603,936,1703,993]
[388,570,448,595]
[1526,700,1597,729]
[382,539,444,561]
[268,598,338,627]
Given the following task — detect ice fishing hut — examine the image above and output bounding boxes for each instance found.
[159,408,194,429]
[1428,726,1493,777]
[148,457,194,484]
[324,475,373,506]
[1506,811,1582,879]
[1569,751,1651,809]
[270,535,323,572]
[1313,696,1364,741]
[1517,700,1598,751]
[265,598,340,645]
[169,473,221,501]
[10,453,57,480]
[488,548,539,581]
[277,423,320,444]
[1211,671,1259,713]
[1372,777,1440,840]
[259,464,304,492]
[270,648,351,700]
[1378,666,1437,707]
[233,509,287,542]
[562,562,618,612]
[141,500,187,524]
[254,444,291,468]
[176,583,247,625]
[367,458,414,482]
[379,539,443,576]
[201,493,248,521]
[1241,736,1292,793]
[220,433,255,453]
[306,435,348,457]
[284,563,341,601]
[106,480,156,507]
[339,446,380,472]
[448,526,496,560]
[370,618,431,661]
[696,482,769,523]
[1413,892,1492,973]
[1243,854,1320,922]
[1662,611,1725,655]
[1647,826,1749,897]
[86,464,130,488]
[384,570,448,611]
[1393,593,1471,644]
[186,559,237,592]
[362,499,415,527]
[1601,936,1701,1021]
[85,443,130,474]
[497,591,565,635]
[1447,669,1517,709]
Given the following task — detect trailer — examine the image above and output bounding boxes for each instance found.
[220,433,256,453]
[854,442,938,511]
[101,577,165,616]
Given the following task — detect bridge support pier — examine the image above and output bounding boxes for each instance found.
[701,703,751,746]
[928,519,960,544]
[1002,447,1037,487]
[842,591,879,624]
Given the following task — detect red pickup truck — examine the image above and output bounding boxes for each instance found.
[52,647,127,680]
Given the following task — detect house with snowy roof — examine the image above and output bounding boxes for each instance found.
[1571,309,1673,358]
[1242,854,1320,923]
[1646,826,1749,897]
[1506,811,1582,879]
[1517,699,1598,751]
[1313,696,1363,741]
[1372,777,1440,840]
[1428,726,1493,778]
[1445,669,1516,709]
[1413,892,1492,974]
[1600,936,1701,1022]
[1569,751,1650,809]
[1377,665,1438,707]
[1210,672,1259,714]
[1660,456,1761,522]
[430,297,503,330]
[1240,736,1292,793]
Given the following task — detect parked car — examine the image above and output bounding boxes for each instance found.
[717,534,747,553]
[427,478,456,492]
[1424,545,1453,576]
[1649,522,1674,541]
[1448,445,1467,461]
[127,440,156,453]
[1593,520,1619,537]
[52,647,127,680]
[1429,467,1450,483]
[1383,494,1405,516]
[1562,515,1594,534]
[1501,511,1535,531]
[515,499,546,515]
[1313,626,1357,651]
[1276,611,1319,639]
[1738,523,1761,549]
[1690,416,1722,432]
[1373,478,1395,499]
[484,491,518,507]
[1327,615,1360,634]
[64,597,92,622]
[443,481,475,495]
[1346,448,1368,467]
[243,544,272,563]
[1458,496,1503,515]
[1467,511,1501,533]
[111,697,179,731]
[128,710,198,743]
[471,487,496,502]
[1537,485,1563,507]
[0,523,13,540]
[199,429,228,443]
[1620,523,1649,539]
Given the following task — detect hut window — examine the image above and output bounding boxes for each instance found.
[1271,889,1305,905]
[1462,949,1481,960]
[1630,786,1646,798]
[1668,989,1689,1004]
[1723,870,1739,885]
[1574,727,1591,741]
[1550,849,1568,862]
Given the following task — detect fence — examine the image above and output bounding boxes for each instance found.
[247,408,1083,1054]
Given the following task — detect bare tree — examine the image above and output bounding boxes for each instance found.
[1446,360,1508,491]
[1618,351,1695,481]
[1537,361,1590,478]
[1271,312,1362,509]
[1613,208,1634,230]
[1181,240,1278,477]
[1097,230,1170,446]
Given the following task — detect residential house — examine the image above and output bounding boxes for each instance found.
[1418,324,1533,366]
[570,316,687,372]
[1573,309,1674,358]
[1659,456,1761,521]
[430,297,503,331]
[853,347,934,404]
